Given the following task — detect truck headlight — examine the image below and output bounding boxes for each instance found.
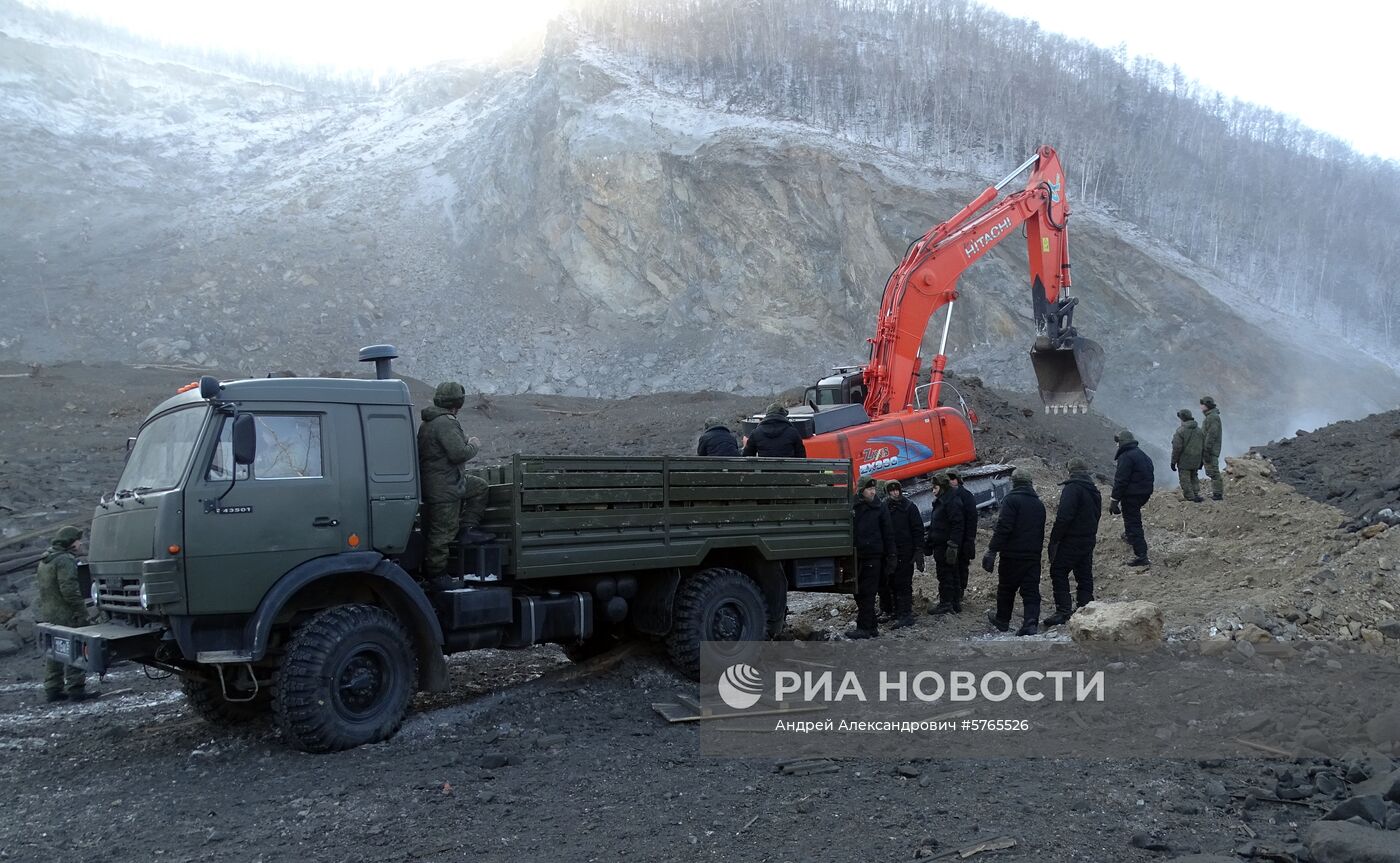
[90,581,101,605]
[139,583,151,610]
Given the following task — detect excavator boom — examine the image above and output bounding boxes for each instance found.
[789,146,1104,493]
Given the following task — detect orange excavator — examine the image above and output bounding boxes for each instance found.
[751,146,1103,507]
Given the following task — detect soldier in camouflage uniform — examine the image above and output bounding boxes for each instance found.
[36,525,94,702]
[1170,408,1206,502]
[417,382,489,581]
[1199,396,1224,500]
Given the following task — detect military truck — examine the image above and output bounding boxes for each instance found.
[37,346,857,752]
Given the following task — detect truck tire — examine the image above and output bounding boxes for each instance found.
[272,604,417,753]
[181,675,270,725]
[666,568,769,680]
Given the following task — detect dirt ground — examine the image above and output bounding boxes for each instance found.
[2,363,1399,862]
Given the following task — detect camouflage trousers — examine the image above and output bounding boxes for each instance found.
[44,659,86,697]
[421,477,489,576]
[1178,468,1201,501]
[1203,458,1224,498]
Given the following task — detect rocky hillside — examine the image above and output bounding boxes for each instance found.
[1,0,1397,453]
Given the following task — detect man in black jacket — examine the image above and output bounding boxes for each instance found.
[883,480,924,629]
[923,474,965,616]
[850,477,895,639]
[1044,458,1101,626]
[697,417,740,456]
[982,468,1046,636]
[947,469,979,613]
[743,404,807,458]
[1110,430,1155,567]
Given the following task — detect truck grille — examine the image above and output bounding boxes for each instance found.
[94,575,145,613]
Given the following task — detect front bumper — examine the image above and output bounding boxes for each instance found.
[36,622,164,674]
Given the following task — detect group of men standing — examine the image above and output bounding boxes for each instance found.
[838,394,1226,638]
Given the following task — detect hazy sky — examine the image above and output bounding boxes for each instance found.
[27,0,1400,161]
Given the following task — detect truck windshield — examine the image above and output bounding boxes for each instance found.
[115,407,208,494]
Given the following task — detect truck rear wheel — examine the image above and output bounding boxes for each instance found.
[666,568,769,680]
[181,675,270,725]
[272,604,417,753]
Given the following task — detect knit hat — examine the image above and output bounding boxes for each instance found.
[703,416,725,431]
[433,381,466,409]
[1067,458,1089,473]
[932,472,951,488]
[1011,468,1034,487]
[859,477,878,492]
[764,402,788,418]
[1114,430,1135,444]
[1200,395,1217,409]
[885,480,902,492]
[53,525,82,547]
[1177,408,1194,421]
[945,469,962,481]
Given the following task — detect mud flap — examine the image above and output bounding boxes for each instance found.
[1031,337,1104,414]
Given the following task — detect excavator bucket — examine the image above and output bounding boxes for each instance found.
[1030,337,1105,414]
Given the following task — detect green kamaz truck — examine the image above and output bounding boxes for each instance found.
[37,346,857,751]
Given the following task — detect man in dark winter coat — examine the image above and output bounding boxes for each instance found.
[1200,396,1224,500]
[947,469,979,612]
[982,468,1046,636]
[850,477,895,638]
[743,404,806,458]
[1110,430,1154,567]
[923,474,966,616]
[697,417,740,456]
[1044,459,1101,626]
[882,480,924,628]
[1171,408,1206,502]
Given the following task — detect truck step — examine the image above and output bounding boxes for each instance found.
[195,651,254,663]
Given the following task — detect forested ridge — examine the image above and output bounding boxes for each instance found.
[576,0,1400,354]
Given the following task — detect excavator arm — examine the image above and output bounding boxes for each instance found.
[862,146,1103,416]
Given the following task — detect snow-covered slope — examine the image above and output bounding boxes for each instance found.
[0,6,1395,451]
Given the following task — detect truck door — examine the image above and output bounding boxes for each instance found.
[184,408,344,614]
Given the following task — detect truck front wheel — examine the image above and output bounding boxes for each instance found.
[272,604,417,753]
[666,568,769,680]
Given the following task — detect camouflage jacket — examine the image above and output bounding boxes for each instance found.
[1201,408,1222,459]
[1171,420,1206,470]
[417,406,478,504]
[36,544,86,627]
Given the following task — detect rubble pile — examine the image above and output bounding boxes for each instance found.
[1256,409,1400,531]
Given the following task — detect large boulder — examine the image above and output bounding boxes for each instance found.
[0,629,22,657]
[1304,821,1400,863]
[1068,601,1164,646]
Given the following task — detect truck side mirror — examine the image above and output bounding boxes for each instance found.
[232,414,256,466]
[124,437,136,461]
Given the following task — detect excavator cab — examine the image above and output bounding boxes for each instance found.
[803,366,866,408]
[1029,294,1104,413]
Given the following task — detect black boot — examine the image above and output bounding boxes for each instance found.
[1126,557,1151,567]
[65,690,99,703]
[846,626,879,640]
[985,610,1009,632]
[1042,610,1072,627]
[1015,622,1039,637]
[928,602,955,615]
[890,616,915,630]
[1212,493,1223,501]
[44,691,65,703]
